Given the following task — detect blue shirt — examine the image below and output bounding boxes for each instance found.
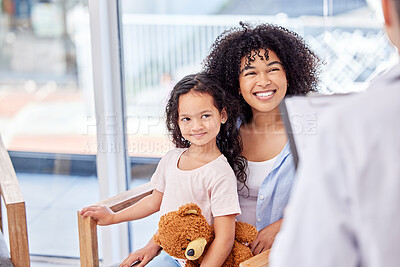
[236,118,296,230]
[255,142,295,230]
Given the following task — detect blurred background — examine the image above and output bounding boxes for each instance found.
[0,0,396,265]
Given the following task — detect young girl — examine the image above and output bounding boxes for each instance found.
[80,72,247,267]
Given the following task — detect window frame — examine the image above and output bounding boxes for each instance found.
[88,0,131,264]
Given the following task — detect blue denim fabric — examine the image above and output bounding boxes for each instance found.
[255,142,295,230]
[108,251,180,267]
[146,251,181,267]
[237,118,296,231]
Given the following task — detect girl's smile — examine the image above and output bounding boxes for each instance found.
[190,132,207,138]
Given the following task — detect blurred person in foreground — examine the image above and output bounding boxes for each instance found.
[270,0,400,266]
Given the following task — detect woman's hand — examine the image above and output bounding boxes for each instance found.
[250,219,282,255]
[120,239,161,267]
[79,204,115,226]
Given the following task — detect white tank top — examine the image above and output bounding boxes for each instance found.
[237,155,278,226]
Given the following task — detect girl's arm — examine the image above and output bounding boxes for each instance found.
[250,218,282,255]
[120,236,162,267]
[200,214,236,267]
[80,189,163,225]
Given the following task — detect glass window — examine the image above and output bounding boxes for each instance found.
[0,0,97,260]
[119,0,396,252]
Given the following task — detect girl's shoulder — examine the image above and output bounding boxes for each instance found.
[162,147,187,159]
[157,148,187,170]
[206,154,236,177]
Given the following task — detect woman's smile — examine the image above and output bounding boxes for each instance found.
[253,90,277,100]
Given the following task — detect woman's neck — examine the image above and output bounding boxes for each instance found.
[240,107,288,161]
[245,107,285,134]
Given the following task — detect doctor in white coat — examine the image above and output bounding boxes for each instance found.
[269,0,400,266]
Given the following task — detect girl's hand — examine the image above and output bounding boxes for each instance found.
[80,204,115,226]
[200,214,236,267]
[250,219,282,255]
[120,239,161,267]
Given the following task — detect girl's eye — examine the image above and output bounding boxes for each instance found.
[181,117,190,122]
[201,114,210,119]
[182,247,186,250]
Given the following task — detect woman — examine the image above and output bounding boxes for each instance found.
[120,23,320,266]
[203,22,320,255]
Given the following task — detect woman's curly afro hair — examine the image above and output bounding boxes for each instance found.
[204,22,321,122]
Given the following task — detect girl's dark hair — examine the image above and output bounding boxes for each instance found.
[204,22,321,123]
[165,72,247,185]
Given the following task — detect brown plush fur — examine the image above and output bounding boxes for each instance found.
[153,203,258,267]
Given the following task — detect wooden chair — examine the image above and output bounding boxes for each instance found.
[0,138,30,267]
[239,249,269,267]
[77,182,269,267]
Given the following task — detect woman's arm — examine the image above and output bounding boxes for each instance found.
[250,219,282,255]
[80,190,163,225]
[200,214,236,267]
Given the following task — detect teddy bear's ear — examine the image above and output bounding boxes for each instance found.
[178,203,202,216]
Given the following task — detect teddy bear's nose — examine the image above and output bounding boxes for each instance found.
[187,249,195,256]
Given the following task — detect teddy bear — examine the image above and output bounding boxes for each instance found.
[153,203,258,267]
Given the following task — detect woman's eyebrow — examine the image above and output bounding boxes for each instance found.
[241,61,283,72]
[267,61,283,66]
[240,65,255,73]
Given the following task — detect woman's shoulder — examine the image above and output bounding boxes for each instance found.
[270,142,296,182]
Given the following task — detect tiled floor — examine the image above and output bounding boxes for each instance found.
[7,173,158,266]
[17,173,98,258]
[30,256,80,267]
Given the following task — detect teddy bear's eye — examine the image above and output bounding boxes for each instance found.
[187,239,191,242]
[182,247,186,251]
